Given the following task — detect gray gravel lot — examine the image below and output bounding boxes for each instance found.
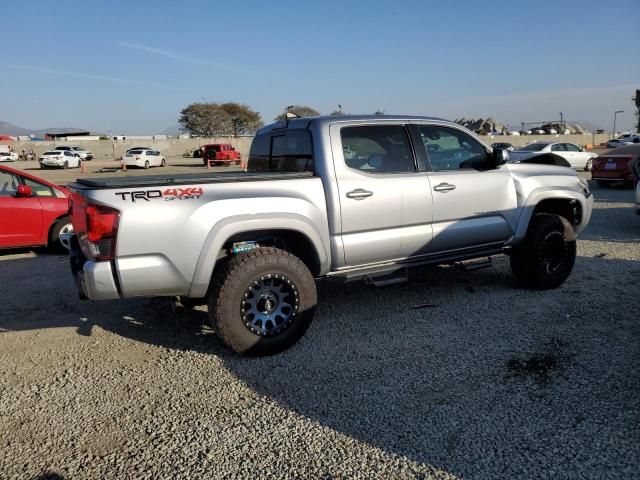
[1,179,639,479]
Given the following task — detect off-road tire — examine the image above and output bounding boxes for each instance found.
[208,247,317,356]
[510,214,576,290]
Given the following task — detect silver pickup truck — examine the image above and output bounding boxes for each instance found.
[68,115,593,355]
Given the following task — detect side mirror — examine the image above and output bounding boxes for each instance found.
[491,148,509,168]
[16,185,33,197]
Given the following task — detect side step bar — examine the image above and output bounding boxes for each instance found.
[363,270,409,287]
[453,256,493,272]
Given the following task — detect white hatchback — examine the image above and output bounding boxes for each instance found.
[0,151,18,162]
[122,149,166,169]
[39,150,81,169]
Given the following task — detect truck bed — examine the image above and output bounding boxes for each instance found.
[70,171,314,189]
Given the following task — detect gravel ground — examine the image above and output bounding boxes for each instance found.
[1,180,639,479]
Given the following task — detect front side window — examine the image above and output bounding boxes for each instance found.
[416,125,488,171]
[551,144,567,152]
[23,177,54,197]
[564,143,581,152]
[340,125,415,173]
[0,171,19,196]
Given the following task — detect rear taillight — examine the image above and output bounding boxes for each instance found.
[71,192,120,261]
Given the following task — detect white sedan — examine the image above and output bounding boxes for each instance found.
[606,134,640,148]
[0,151,18,162]
[122,149,166,169]
[511,142,597,170]
[39,150,81,169]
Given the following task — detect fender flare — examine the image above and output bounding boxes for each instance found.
[188,213,330,298]
[512,188,585,243]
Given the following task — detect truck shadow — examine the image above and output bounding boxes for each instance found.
[213,254,640,476]
[3,253,638,476]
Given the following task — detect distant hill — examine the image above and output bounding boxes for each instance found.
[162,124,182,135]
[0,120,89,137]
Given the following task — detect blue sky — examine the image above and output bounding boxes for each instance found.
[2,0,638,134]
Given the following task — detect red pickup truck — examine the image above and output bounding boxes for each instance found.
[201,143,241,166]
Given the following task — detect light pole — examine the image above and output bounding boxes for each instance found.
[612,110,624,139]
[559,112,563,128]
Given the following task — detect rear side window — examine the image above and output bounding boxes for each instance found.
[248,129,313,173]
[341,125,415,173]
[0,171,19,196]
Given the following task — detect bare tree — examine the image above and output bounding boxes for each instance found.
[275,105,320,120]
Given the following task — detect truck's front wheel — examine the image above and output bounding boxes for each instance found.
[208,247,317,356]
[510,214,576,289]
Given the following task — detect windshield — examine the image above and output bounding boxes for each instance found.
[518,143,547,152]
[73,147,86,151]
[43,151,61,156]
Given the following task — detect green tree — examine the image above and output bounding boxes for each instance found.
[179,102,262,137]
[275,105,320,120]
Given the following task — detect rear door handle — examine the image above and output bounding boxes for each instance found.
[346,188,373,200]
[433,183,456,193]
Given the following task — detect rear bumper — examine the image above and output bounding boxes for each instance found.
[123,159,146,168]
[40,160,65,168]
[592,171,634,182]
[69,236,120,300]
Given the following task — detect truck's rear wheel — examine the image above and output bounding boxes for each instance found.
[208,247,316,356]
[510,214,576,290]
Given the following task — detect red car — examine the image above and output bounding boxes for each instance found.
[591,144,640,187]
[201,143,242,166]
[0,164,72,250]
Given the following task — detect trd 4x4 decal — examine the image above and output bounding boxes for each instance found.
[115,187,204,202]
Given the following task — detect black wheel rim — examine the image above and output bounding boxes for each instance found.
[241,274,299,337]
[539,231,568,275]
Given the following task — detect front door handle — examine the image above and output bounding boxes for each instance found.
[433,182,456,193]
[346,188,373,200]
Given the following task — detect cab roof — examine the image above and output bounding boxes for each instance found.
[257,114,451,134]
